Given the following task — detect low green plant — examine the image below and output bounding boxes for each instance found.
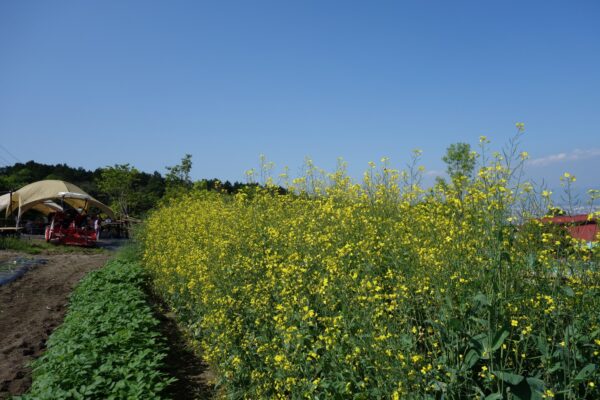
[0,236,105,254]
[17,251,174,399]
[0,237,40,254]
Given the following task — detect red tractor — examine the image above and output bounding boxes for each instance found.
[45,211,98,246]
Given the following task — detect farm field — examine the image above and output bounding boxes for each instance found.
[2,145,597,399]
[0,250,110,398]
[0,238,216,399]
[3,1,600,399]
[143,151,599,399]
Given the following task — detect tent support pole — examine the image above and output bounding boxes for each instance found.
[8,190,12,218]
[16,194,21,228]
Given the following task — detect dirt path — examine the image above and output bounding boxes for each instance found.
[0,251,110,398]
[150,296,216,399]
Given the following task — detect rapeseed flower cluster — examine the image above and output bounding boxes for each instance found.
[142,143,599,399]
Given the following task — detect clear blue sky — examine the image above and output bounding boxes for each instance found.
[1,1,599,194]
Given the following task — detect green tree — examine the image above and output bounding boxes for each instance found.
[0,160,166,215]
[97,164,140,217]
[129,171,165,215]
[442,142,477,183]
[165,154,193,194]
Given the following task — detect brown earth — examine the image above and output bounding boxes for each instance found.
[0,250,110,399]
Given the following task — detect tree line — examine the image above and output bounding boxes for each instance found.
[0,140,526,218]
[0,155,256,217]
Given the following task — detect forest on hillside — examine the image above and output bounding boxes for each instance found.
[0,156,255,217]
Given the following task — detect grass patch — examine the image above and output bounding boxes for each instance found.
[0,236,104,255]
[16,248,174,399]
[0,237,37,253]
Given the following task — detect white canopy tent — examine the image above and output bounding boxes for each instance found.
[1,180,114,226]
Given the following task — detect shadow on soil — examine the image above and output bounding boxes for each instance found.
[148,294,216,400]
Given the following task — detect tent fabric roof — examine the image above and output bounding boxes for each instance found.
[0,193,10,213]
[3,180,114,218]
[31,201,64,215]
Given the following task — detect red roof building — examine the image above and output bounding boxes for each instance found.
[541,214,599,243]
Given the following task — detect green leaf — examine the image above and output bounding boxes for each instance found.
[547,362,562,373]
[574,363,596,382]
[525,377,545,393]
[561,285,575,297]
[464,349,480,370]
[469,317,489,326]
[484,394,503,400]
[510,377,546,400]
[492,370,525,385]
[535,336,548,356]
[474,293,491,307]
[470,333,487,352]
[565,324,577,339]
[490,329,510,352]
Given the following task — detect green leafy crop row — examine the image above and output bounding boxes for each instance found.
[17,253,174,399]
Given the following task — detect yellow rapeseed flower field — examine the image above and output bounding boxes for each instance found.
[142,145,599,399]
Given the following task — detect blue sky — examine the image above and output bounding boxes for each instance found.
[1,1,598,195]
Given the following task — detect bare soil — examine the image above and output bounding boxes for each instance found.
[0,250,110,398]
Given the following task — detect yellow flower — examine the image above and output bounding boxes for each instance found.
[141,145,595,398]
[232,356,241,367]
